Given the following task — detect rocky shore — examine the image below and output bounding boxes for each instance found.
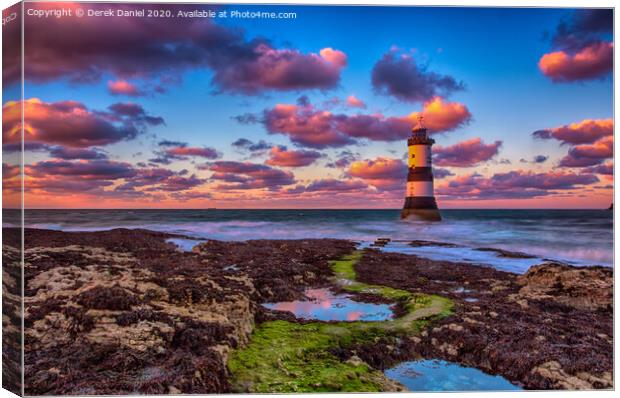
[1,227,613,394]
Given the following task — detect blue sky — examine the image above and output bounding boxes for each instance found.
[3,3,613,208]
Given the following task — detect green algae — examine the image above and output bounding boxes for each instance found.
[228,321,393,393]
[228,249,454,393]
[330,250,453,330]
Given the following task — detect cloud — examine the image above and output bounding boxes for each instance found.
[264,146,322,167]
[204,161,295,190]
[532,118,613,145]
[262,103,356,148]
[319,48,348,67]
[27,159,135,180]
[143,174,205,192]
[232,113,261,125]
[23,157,207,197]
[437,170,599,199]
[158,140,187,147]
[2,142,50,153]
[108,80,142,96]
[18,3,346,94]
[349,157,406,179]
[559,135,613,167]
[551,9,613,51]
[533,155,549,163]
[371,48,464,103]
[433,138,502,167]
[326,150,360,168]
[213,45,347,94]
[114,166,205,193]
[584,162,613,176]
[2,163,19,180]
[24,159,136,194]
[538,41,613,82]
[287,179,369,194]
[115,167,175,191]
[2,98,162,148]
[231,138,272,152]
[346,95,366,108]
[539,10,613,83]
[433,167,454,179]
[409,97,471,133]
[107,102,165,126]
[261,98,469,149]
[49,146,108,160]
[533,119,613,169]
[150,141,220,164]
[165,146,220,159]
[348,157,406,191]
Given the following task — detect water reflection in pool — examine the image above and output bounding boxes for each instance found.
[385,359,521,391]
[262,288,394,321]
[166,238,204,252]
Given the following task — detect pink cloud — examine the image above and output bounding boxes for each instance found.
[264,146,322,167]
[3,98,162,148]
[150,141,220,164]
[434,138,502,167]
[17,3,346,94]
[108,80,141,96]
[286,179,369,193]
[205,161,295,190]
[559,135,613,167]
[166,146,220,159]
[584,162,613,176]
[538,41,613,82]
[346,95,366,108]
[437,170,599,200]
[217,45,347,94]
[263,103,355,148]
[319,48,348,67]
[348,157,406,190]
[27,159,135,181]
[2,163,19,180]
[410,97,471,133]
[533,118,613,145]
[24,159,137,195]
[116,167,205,193]
[262,98,470,148]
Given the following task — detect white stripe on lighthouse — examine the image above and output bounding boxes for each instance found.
[406,181,434,197]
[409,145,432,167]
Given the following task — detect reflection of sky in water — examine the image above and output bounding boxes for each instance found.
[385,359,521,392]
[165,238,204,252]
[262,288,393,321]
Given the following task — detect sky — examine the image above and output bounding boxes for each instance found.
[1,2,614,209]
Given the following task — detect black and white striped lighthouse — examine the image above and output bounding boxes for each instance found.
[401,117,441,221]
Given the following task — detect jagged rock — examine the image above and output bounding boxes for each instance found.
[516,262,612,311]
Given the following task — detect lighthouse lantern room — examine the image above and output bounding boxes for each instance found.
[401,116,442,221]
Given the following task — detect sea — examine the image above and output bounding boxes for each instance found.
[5,209,613,273]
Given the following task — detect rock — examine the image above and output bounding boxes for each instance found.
[532,361,597,390]
[14,228,356,395]
[354,248,612,391]
[516,263,612,311]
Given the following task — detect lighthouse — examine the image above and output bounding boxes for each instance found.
[401,117,441,221]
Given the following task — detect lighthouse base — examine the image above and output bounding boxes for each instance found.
[401,196,441,221]
[401,208,442,221]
